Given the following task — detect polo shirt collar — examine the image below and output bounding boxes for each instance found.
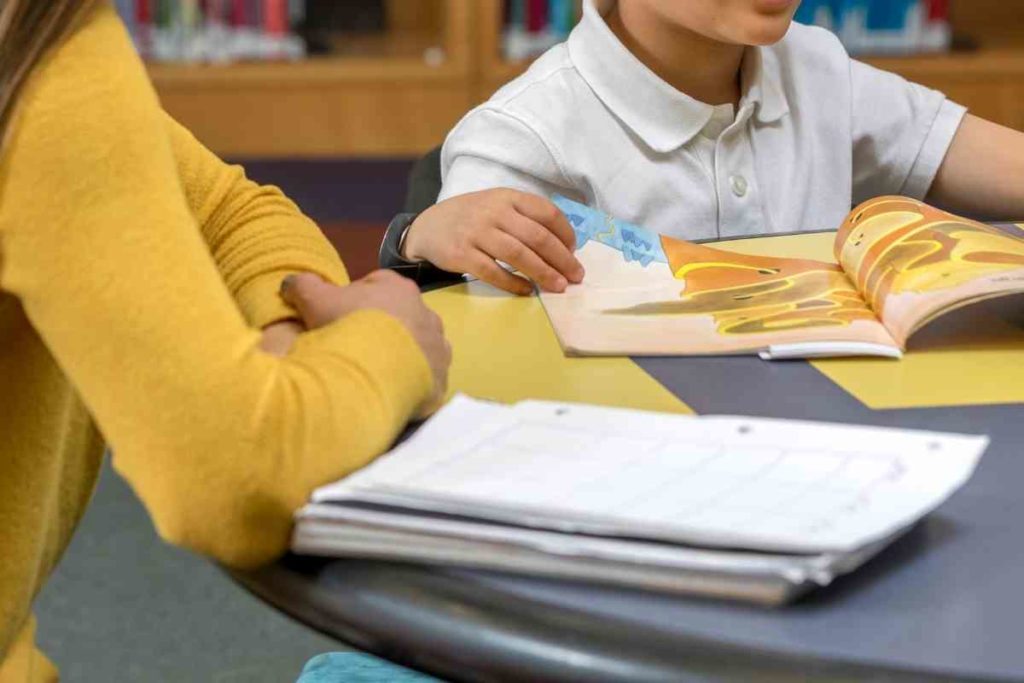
[742,43,790,125]
[568,0,790,154]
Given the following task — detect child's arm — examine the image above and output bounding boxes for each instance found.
[927,114,1024,221]
[400,108,585,295]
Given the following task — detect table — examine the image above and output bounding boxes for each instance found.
[233,231,1024,683]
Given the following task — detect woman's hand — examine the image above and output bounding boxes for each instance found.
[402,189,585,296]
[280,271,451,414]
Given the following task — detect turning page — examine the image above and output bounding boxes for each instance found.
[540,197,898,358]
[835,197,1024,346]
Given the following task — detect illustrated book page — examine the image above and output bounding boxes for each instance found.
[540,197,898,358]
[834,196,1024,347]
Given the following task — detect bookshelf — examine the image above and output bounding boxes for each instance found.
[150,0,476,157]
[151,0,1024,158]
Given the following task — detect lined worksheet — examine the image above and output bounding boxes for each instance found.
[313,396,986,554]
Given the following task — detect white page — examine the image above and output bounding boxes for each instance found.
[312,394,512,502]
[760,342,903,360]
[312,397,986,554]
[297,503,899,586]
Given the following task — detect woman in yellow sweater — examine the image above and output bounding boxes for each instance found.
[0,1,451,680]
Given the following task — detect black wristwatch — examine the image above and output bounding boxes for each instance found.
[379,212,463,287]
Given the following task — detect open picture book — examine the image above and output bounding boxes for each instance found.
[542,196,1024,359]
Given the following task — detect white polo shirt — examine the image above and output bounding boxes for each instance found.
[438,0,967,240]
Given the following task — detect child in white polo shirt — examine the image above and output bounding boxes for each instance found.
[392,0,1024,295]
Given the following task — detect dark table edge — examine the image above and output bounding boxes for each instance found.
[226,558,991,683]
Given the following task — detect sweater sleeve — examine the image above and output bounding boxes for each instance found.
[0,2,433,568]
[166,115,350,329]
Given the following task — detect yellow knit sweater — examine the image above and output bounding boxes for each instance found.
[0,3,433,680]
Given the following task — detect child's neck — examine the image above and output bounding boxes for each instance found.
[606,5,745,108]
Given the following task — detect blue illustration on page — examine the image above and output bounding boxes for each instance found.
[552,195,667,268]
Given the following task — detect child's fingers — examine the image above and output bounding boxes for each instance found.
[480,230,568,293]
[512,193,577,251]
[500,211,585,283]
[467,250,535,296]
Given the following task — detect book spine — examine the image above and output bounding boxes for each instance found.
[797,0,948,56]
[922,0,952,52]
[262,0,284,59]
[261,0,302,60]
[226,0,243,61]
[264,0,285,37]
[794,0,836,32]
[526,0,547,34]
[503,0,530,61]
[114,0,138,46]
[131,0,304,64]
[238,0,261,61]
[205,0,231,63]
[864,0,920,55]
[288,0,304,27]
[526,0,546,56]
[151,0,174,62]
[181,0,203,62]
[135,0,154,58]
[550,0,575,40]
[229,0,244,26]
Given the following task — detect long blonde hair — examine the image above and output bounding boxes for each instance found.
[0,0,93,147]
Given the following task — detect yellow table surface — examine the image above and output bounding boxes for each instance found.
[426,230,1024,412]
[718,232,1024,410]
[425,281,693,414]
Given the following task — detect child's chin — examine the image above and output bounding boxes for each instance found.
[739,19,794,46]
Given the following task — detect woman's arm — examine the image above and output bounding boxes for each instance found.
[165,115,349,329]
[928,114,1024,221]
[0,2,435,568]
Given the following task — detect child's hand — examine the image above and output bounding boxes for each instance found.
[402,189,586,296]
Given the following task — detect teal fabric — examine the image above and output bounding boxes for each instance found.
[296,653,441,682]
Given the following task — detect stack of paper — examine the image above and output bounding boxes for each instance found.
[293,396,986,605]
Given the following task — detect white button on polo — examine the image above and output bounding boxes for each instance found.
[730,174,749,198]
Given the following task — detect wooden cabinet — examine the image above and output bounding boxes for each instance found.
[150,0,1024,158]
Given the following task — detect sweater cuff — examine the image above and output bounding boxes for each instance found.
[292,309,435,428]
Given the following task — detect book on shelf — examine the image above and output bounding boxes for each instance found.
[503,0,583,61]
[501,0,951,62]
[796,0,952,55]
[540,196,1024,359]
[294,395,986,605]
[115,0,306,64]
